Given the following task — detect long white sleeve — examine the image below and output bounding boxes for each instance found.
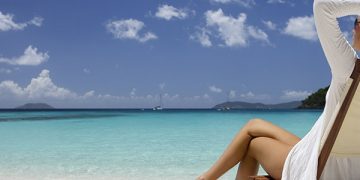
[313,0,359,82]
[281,1,360,179]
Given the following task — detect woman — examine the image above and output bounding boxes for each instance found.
[197,118,300,180]
[197,0,359,179]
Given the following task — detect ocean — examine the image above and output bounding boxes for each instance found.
[0,109,322,180]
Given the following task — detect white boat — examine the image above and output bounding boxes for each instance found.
[153,94,163,110]
[153,105,162,110]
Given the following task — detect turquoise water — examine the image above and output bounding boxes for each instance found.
[0,109,321,180]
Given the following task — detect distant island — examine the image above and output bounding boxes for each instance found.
[214,86,329,110]
[213,101,302,110]
[15,103,54,109]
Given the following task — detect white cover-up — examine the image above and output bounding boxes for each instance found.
[281,0,360,179]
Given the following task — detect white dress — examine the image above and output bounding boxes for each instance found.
[281,0,360,179]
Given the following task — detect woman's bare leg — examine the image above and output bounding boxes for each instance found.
[198,122,253,180]
[235,151,259,180]
[197,118,300,180]
[246,137,294,180]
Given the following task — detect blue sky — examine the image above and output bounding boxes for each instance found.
[0,0,356,108]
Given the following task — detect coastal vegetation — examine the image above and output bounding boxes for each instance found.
[298,86,329,109]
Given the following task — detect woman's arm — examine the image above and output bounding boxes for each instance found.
[313,0,359,81]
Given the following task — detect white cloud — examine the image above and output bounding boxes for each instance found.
[281,90,311,100]
[190,27,212,47]
[0,80,25,97]
[0,70,123,107]
[0,69,76,99]
[0,11,43,31]
[83,90,95,98]
[267,0,285,4]
[262,20,277,30]
[155,4,190,20]
[283,15,317,41]
[106,19,157,43]
[209,85,222,93]
[0,70,216,108]
[205,9,246,46]
[240,91,255,98]
[199,9,270,47]
[24,70,76,99]
[210,0,255,7]
[0,46,49,66]
[247,26,270,44]
[29,16,43,26]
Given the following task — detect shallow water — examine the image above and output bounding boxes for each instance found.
[0,109,321,180]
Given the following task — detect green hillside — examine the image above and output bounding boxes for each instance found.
[298,86,329,109]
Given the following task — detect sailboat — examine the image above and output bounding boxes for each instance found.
[153,93,163,110]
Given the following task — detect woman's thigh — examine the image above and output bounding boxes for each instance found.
[245,118,300,146]
[248,137,293,180]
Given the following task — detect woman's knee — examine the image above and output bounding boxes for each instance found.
[245,118,265,128]
[244,118,267,136]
